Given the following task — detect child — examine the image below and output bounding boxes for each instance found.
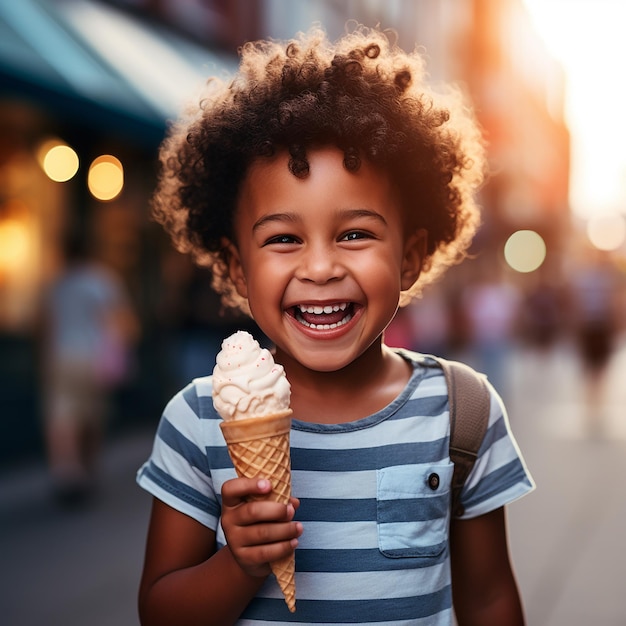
[137,25,534,626]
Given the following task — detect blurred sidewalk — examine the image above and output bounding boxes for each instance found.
[506,337,626,626]
[1,339,626,625]
[0,427,155,626]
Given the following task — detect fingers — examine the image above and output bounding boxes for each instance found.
[222,478,300,520]
[226,532,299,579]
[221,477,303,578]
[236,513,301,559]
[221,477,271,506]
[222,478,291,519]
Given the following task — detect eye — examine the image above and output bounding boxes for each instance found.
[264,234,299,246]
[341,230,372,241]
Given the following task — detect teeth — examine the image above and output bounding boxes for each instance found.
[296,313,353,330]
[299,302,348,314]
[294,302,353,330]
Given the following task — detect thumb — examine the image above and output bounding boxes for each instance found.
[221,476,272,507]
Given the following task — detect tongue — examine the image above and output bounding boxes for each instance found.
[300,309,348,326]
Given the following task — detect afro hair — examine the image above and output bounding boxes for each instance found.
[152,24,486,312]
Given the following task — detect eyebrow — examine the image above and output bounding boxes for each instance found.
[342,208,388,225]
[252,212,301,233]
[252,208,387,232]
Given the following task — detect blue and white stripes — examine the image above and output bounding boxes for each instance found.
[137,352,534,625]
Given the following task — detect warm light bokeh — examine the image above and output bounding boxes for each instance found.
[524,0,626,221]
[0,218,30,272]
[37,140,80,182]
[88,154,124,201]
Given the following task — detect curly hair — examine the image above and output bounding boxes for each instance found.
[152,25,486,313]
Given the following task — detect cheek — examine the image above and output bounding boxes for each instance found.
[245,267,284,308]
[357,250,404,285]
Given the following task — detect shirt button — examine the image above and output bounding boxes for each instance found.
[428,473,440,490]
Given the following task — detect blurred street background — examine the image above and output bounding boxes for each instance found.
[1,0,625,625]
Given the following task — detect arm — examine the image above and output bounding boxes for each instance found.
[450,507,525,626]
[138,478,302,626]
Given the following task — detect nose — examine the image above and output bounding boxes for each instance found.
[295,242,346,284]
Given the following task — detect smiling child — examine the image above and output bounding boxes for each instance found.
[137,25,534,626]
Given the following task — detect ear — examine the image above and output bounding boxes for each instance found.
[223,238,248,299]
[400,228,427,291]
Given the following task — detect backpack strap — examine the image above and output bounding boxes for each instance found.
[438,358,491,517]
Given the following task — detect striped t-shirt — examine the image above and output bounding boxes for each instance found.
[137,351,534,625]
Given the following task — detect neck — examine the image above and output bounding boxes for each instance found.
[277,340,411,424]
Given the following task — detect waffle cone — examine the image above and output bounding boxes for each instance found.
[219,410,296,612]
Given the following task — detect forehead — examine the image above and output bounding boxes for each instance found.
[238,147,398,210]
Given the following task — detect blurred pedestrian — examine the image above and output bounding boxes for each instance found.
[41,229,139,505]
[462,274,522,396]
[569,249,620,436]
[522,277,564,352]
[385,284,452,357]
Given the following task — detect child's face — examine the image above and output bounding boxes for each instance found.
[227,146,425,373]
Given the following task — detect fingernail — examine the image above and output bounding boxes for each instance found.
[258,479,270,490]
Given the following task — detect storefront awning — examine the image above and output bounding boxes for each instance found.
[0,0,237,146]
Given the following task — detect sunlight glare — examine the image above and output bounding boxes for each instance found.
[586,214,626,251]
[523,0,626,219]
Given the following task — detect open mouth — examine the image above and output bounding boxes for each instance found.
[291,302,355,330]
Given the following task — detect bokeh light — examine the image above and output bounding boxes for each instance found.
[586,214,626,251]
[88,155,124,201]
[504,230,547,273]
[0,219,30,271]
[38,141,79,182]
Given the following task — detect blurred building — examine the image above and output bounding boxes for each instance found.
[462,0,570,273]
[0,0,569,463]
[0,0,237,462]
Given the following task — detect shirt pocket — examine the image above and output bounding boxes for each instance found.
[376,463,454,558]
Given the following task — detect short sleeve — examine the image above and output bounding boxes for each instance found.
[136,381,221,529]
[456,380,535,519]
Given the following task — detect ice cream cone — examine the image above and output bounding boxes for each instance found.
[219,410,296,612]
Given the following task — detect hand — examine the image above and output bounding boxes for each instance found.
[221,477,302,579]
